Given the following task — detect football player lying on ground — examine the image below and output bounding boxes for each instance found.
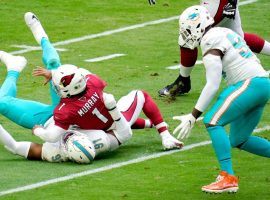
[172,6,270,193]
[24,12,182,149]
[0,12,182,162]
[0,91,154,164]
[151,0,270,97]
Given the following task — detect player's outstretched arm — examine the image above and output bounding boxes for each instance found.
[32,66,52,85]
[103,93,132,144]
[173,51,223,139]
[33,124,66,143]
[0,125,34,159]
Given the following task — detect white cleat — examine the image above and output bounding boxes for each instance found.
[0,51,27,72]
[24,12,48,45]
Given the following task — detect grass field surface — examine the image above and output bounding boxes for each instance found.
[0,0,269,199]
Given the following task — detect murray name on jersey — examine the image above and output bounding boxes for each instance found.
[77,92,100,117]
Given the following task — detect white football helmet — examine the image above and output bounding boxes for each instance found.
[52,64,86,98]
[64,130,96,164]
[178,5,214,49]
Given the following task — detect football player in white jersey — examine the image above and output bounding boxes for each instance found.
[155,0,270,97]
[172,6,270,193]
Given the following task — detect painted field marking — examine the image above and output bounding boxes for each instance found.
[0,141,211,197]
[0,122,269,197]
[10,0,257,55]
[85,53,126,63]
[166,60,203,70]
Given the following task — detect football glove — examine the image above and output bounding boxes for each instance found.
[160,131,184,150]
[173,114,196,140]
[223,0,237,19]
[148,0,156,5]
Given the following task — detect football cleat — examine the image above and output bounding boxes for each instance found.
[158,83,180,97]
[24,12,48,45]
[160,131,184,150]
[202,171,239,193]
[0,51,27,72]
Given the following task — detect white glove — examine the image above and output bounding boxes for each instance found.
[160,131,184,150]
[173,113,196,140]
[103,93,117,110]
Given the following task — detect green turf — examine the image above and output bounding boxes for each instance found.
[0,0,269,199]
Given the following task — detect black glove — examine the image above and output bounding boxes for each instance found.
[148,0,156,5]
[222,0,237,19]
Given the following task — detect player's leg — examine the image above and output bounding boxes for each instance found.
[202,77,270,193]
[118,90,183,149]
[25,12,61,105]
[0,51,54,128]
[0,51,26,98]
[219,7,270,56]
[131,118,153,129]
[230,106,270,157]
[244,33,270,56]
[158,47,196,96]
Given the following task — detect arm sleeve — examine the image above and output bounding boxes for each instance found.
[33,125,66,143]
[108,107,132,144]
[194,54,223,112]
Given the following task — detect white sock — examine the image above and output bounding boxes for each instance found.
[0,125,30,158]
[261,40,270,56]
[144,119,153,128]
[180,65,194,77]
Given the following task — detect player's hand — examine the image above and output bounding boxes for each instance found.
[160,131,184,150]
[32,125,43,135]
[222,0,237,19]
[148,0,156,5]
[172,114,196,139]
[103,93,117,110]
[32,66,52,85]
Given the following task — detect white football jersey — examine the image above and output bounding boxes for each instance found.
[201,27,268,85]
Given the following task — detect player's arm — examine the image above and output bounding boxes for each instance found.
[33,124,66,143]
[193,50,223,116]
[103,93,132,144]
[0,125,43,160]
[173,49,223,139]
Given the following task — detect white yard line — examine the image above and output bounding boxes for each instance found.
[0,122,269,197]
[166,60,203,70]
[10,0,257,55]
[85,53,126,62]
[0,141,211,196]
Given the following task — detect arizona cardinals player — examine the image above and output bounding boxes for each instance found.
[23,12,183,150]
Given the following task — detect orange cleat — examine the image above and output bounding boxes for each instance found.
[202,171,239,193]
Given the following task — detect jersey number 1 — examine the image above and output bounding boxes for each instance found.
[92,108,108,123]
